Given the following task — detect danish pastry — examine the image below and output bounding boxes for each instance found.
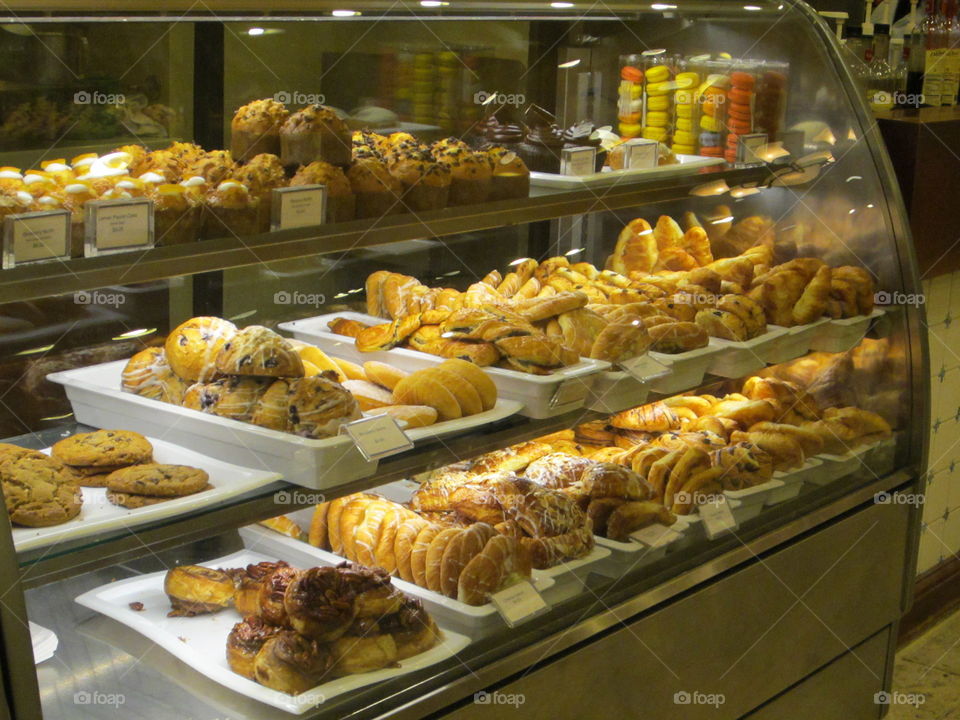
[165,316,237,382]
[215,325,304,377]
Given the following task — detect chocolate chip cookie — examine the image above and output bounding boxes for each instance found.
[106,484,212,509]
[1,456,82,527]
[105,464,210,497]
[52,430,153,468]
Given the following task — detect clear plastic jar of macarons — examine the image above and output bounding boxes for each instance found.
[642,50,675,147]
[697,59,733,160]
[617,54,644,140]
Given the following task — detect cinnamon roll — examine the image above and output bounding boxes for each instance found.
[337,562,404,619]
[254,631,334,695]
[379,596,441,660]
[164,565,236,617]
[258,566,302,626]
[282,566,357,642]
[226,616,282,680]
[232,561,290,617]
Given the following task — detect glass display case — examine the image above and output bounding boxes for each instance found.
[0,1,926,719]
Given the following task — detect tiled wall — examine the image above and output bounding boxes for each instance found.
[918,272,960,574]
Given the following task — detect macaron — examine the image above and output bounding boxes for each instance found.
[675,103,694,118]
[727,133,742,147]
[671,143,696,155]
[701,146,724,157]
[731,71,756,90]
[676,118,693,132]
[728,87,753,105]
[676,71,699,87]
[647,80,674,96]
[621,66,644,82]
[618,112,641,124]
[673,130,696,146]
[727,104,752,121]
[700,115,722,132]
[646,64,670,83]
[619,122,642,137]
[647,94,672,111]
[646,111,670,127]
[642,127,668,142]
[728,119,752,134]
[725,149,738,162]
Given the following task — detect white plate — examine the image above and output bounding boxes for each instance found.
[13,438,282,552]
[404,399,524,442]
[280,312,609,419]
[75,549,471,715]
[30,622,58,664]
[707,327,789,379]
[239,525,555,638]
[528,155,725,188]
[48,361,377,490]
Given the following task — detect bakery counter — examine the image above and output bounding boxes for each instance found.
[0,163,770,306]
[6,406,603,588]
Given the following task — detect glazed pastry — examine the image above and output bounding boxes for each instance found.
[258,565,302,626]
[183,376,271,422]
[606,502,675,541]
[695,308,749,341]
[249,379,292,432]
[226,616,283,680]
[254,631,334,694]
[458,534,530,605]
[231,98,290,162]
[286,375,361,438]
[524,453,596,489]
[164,565,236,617]
[290,161,356,223]
[440,522,496,598]
[610,401,681,432]
[609,218,658,275]
[215,325,304,377]
[280,104,352,168]
[122,347,172,400]
[329,633,398,677]
[379,596,441,659]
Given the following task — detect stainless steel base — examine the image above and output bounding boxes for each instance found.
[439,498,909,720]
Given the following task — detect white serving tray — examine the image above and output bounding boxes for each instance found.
[585,365,671,413]
[279,312,610,419]
[75,549,470,715]
[645,343,722,395]
[403,399,523,442]
[809,308,884,353]
[528,155,724,188]
[48,361,377,491]
[724,478,786,521]
[809,441,879,486]
[767,458,823,505]
[13,437,282,552]
[707,327,789,379]
[763,319,831,364]
[239,525,555,638]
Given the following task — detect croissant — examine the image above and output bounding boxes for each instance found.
[656,247,699,272]
[792,265,831,325]
[589,316,652,363]
[610,218,658,274]
[610,401,681,432]
[761,269,807,326]
[730,430,804,471]
[680,225,713,266]
[606,501,676,541]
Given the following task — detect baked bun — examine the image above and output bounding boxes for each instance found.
[226,616,282,680]
[258,565,302,626]
[164,565,236,617]
[249,379,292,432]
[254,631,334,694]
[440,523,496,598]
[215,325,304,377]
[121,347,169,399]
[233,560,290,617]
[457,534,530,605]
[287,376,361,438]
[362,361,408,391]
[283,566,358,641]
[165,316,237,382]
[524,453,595,488]
[342,379,394,410]
[380,596,441,659]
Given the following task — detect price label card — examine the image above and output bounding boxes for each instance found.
[85,198,154,256]
[272,185,327,230]
[549,377,589,409]
[490,581,548,627]
[2,210,70,269]
[561,147,597,177]
[699,497,738,540]
[619,354,669,381]
[630,523,682,548]
[737,133,769,163]
[624,138,659,170]
[341,414,413,461]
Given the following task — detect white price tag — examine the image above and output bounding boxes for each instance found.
[561,147,597,176]
[2,210,70,269]
[624,139,658,170]
[85,198,154,256]
[490,581,548,627]
[549,377,589,408]
[699,497,738,539]
[737,133,768,163]
[272,185,327,230]
[629,522,682,548]
[341,414,413,461]
[619,354,669,381]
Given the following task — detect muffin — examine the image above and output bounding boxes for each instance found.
[183,150,237,187]
[40,158,75,185]
[289,161,355,224]
[388,148,450,213]
[435,146,491,206]
[166,142,205,166]
[280,104,352,169]
[231,98,290,162]
[112,144,149,170]
[0,167,24,191]
[203,180,260,239]
[518,104,564,174]
[151,183,202,246]
[563,120,606,172]
[432,137,470,155]
[131,149,186,183]
[487,147,530,200]
[234,153,287,232]
[165,316,238,383]
[22,169,58,199]
[60,182,98,257]
[346,157,402,219]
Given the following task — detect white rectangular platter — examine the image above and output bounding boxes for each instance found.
[14,437,282,552]
[75,549,471,715]
[528,154,725,188]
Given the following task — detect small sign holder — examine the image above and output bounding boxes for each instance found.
[630,522,682,548]
[2,210,71,269]
[341,414,413,461]
[84,198,154,257]
[619,354,669,381]
[549,377,589,409]
[700,497,738,540]
[489,581,548,627]
[271,185,327,230]
[737,132,769,164]
[623,138,659,170]
[561,147,597,177]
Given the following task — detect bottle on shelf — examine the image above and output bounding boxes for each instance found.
[911,0,947,105]
[868,23,897,109]
[892,36,910,95]
[844,23,872,95]
[943,0,960,105]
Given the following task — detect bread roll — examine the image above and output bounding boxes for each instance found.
[362,361,408,390]
[342,379,394,410]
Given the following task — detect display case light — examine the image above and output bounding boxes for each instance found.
[651,3,677,9]
[420,1,450,6]
[565,247,584,256]
[689,179,730,196]
[743,4,762,10]
[111,328,156,341]
[332,9,361,16]
[558,59,581,68]
[508,257,534,266]
[247,27,265,35]
[867,203,875,208]
[551,2,574,8]
[14,344,54,356]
